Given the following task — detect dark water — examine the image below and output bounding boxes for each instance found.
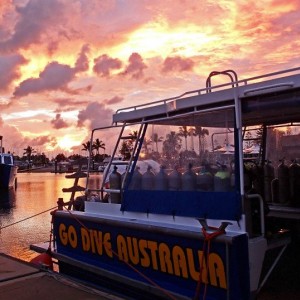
[0,172,100,262]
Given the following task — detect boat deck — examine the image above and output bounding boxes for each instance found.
[0,253,124,300]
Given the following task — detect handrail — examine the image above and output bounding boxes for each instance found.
[243,82,294,95]
[114,67,300,116]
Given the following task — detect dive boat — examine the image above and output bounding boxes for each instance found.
[0,136,18,190]
[35,67,300,299]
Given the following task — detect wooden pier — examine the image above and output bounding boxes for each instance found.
[0,253,123,300]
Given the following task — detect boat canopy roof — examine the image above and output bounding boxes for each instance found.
[112,68,300,127]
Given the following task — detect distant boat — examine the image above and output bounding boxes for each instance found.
[0,136,18,190]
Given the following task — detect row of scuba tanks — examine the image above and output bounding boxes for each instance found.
[109,162,234,200]
[245,159,300,207]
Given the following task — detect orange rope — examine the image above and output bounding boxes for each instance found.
[194,227,225,300]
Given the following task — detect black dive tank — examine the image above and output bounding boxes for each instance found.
[182,163,197,191]
[168,167,182,191]
[129,166,142,189]
[252,163,264,195]
[214,165,230,192]
[109,166,122,203]
[289,160,300,207]
[197,165,213,191]
[141,166,155,190]
[277,159,290,204]
[264,160,275,203]
[154,166,168,190]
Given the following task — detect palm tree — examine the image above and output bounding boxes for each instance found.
[82,141,92,156]
[23,146,35,162]
[151,132,163,152]
[142,137,152,155]
[162,131,182,159]
[194,126,209,158]
[93,138,105,154]
[188,127,196,151]
[178,126,189,150]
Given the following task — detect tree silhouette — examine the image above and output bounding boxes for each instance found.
[23,146,36,162]
[93,138,105,154]
[194,126,209,158]
[178,126,189,150]
[152,132,163,152]
[163,131,182,159]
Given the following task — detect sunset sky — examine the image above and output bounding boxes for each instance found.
[1,0,300,158]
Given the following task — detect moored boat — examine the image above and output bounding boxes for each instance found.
[0,136,18,190]
[34,67,300,299]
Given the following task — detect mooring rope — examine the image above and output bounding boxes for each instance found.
[0,206,57,231]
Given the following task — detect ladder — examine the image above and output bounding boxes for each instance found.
[100,122,147,200]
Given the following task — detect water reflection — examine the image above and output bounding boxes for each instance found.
[0,172,102,262]
[0,188,16,211]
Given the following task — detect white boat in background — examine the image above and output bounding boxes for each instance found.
[0,136,18,190]
[32,67,300,299]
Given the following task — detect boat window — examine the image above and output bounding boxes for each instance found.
[243,123,300,206]
[3,155,12,165]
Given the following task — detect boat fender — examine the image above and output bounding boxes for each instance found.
[168,166,182,191]
[109,165,122,203]
[154,165,168,190]
[182,163,197,191]
[30,251,53,270]
[141,166,155,190]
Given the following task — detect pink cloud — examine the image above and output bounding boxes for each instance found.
[0,0,66,53]
[77,101,114,130]
[0,54,27,90]
[13,61,76,97]
[104,96,123,105]
[121,53,147,79]
[162,56,194,73]
[75,44,90,72]
[93,54,122,77]
[50,113,69,129]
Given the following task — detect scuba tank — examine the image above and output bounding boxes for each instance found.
[197,165,213,191]
[154,166,168,190]
[182,163,197,191]
[141,166,155,190]
[277,159,290,204]
[263,160,275,203]
[168,166,182,191]
[214,164,230,192]
[289,159,300,207]
[109,165,122,203]
[252,163,264,196]
[129,166,142,189]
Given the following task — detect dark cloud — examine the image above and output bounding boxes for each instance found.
[162,56,194,73]
[13,61,76,97]
[75,44,90,72]
[28,135,57,148]
[13,45,92,97]
[50,113,69,129]
[93,54,122,77]
[104,96,123,105]
[0,0,65,53]
[0,54,27,90]
[77,101,114,130]
[121,53,147,79]
[53,98,90,108]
